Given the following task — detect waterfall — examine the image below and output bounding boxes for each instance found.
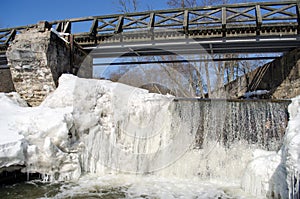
[75,82,289,182]
[0,75,292,198]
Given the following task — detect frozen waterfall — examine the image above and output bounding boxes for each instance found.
[0,74,294,198]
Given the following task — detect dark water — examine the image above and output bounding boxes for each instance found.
[0,181,235,199]
[0,181,129,199]
[0,181,61,199]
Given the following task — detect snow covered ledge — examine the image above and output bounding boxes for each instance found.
[242,95,300,199]
[0,80,80,181]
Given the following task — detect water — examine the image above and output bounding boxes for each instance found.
[0,98,290,198]
[0,181,61,199]
[0,175,255,199]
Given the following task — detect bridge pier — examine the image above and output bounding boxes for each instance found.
[0,68,15,93]
[6,22,92,106]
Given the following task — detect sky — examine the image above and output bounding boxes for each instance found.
[0,0,168,29]
[0,0,273,30]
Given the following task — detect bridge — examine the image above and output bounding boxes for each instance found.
[1,0,300,106]
[1,0,300,64]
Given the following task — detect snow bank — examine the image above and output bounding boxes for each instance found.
[0,93,28,171]
[0,89,80,180]
[0,76,82,180]
[0,74,175,181]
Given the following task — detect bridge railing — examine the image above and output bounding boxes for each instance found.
[0,29,16,52]
[0,24,36,53]
[0,0,299,49]
[80,0,299,35]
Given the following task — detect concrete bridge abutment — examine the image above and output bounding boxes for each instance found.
[6,22,92,106]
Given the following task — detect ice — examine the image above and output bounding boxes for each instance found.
[0,74,176,180]
[0,74,296,198]
[0,87,79,180]
[241,95,300,199]
[279,95,300,198]
[0,93,28,170]
[41,74,76,108]
[241,150,281,197]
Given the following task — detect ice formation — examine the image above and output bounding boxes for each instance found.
[241,149,282,197]
[0,74,297,198]
[0,74,177,180]
[241,95,300,199]
[277,95,300,199]
[0,90,80,180]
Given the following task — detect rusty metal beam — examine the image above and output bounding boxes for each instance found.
[93,56,280,66]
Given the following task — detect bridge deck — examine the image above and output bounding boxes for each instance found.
[0,1,299,58]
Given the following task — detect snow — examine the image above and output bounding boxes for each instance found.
[243,90,270,99]
[50,28,69,44]
[0,74,176,180]
[0,93,28,169]
[0,87,79,180]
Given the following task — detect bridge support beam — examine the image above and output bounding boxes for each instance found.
[6,22,92,106]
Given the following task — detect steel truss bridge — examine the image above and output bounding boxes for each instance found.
[1,0,300,66]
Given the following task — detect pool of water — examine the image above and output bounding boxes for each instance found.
[0,174,256,199]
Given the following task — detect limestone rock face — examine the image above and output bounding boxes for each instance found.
[6,29,65,106]
[6,27,92,106]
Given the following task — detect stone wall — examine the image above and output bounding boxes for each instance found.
[6,25,92,106]
[272,50,300,99]
[0,68,15,92]
[220,48,300,99]
[72,42,93,78]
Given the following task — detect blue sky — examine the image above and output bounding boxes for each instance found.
[0,0,168,28]
[1,0,272,29]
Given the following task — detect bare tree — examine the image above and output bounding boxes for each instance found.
[104,0,267,98]
[166,0,267,96]
[117,0,139,13]
[167,0,197,8]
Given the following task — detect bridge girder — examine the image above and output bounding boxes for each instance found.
[0,0,300,61]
